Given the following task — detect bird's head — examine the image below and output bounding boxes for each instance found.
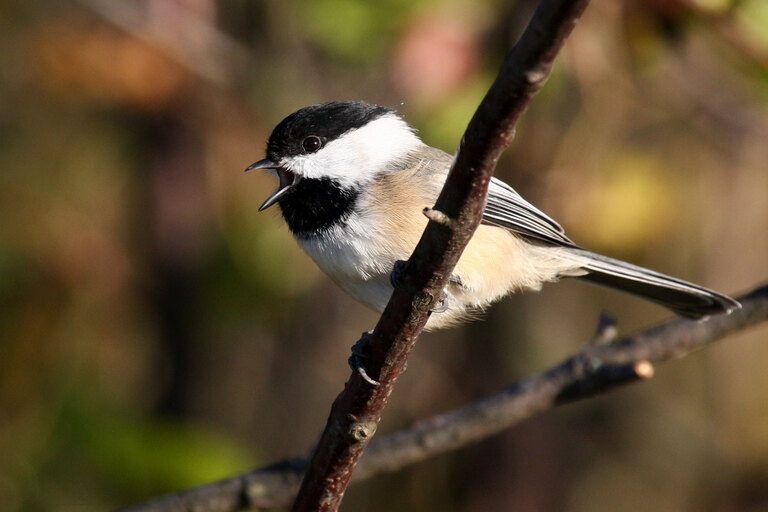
[247,101,423,211]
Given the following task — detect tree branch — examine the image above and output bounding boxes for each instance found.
[358,283,768,477]
[120,283,768,512]
[290,1,592,510]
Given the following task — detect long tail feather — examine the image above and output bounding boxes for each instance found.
[568,249,740,318]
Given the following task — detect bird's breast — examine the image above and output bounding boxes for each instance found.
[296,212,411,311]
[297,211,407,281]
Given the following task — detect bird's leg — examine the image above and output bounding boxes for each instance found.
[389,260,409,288]
[431,275,464,313]
[348,331,380,386]
[389,260,461,314]
[430,292,448,313]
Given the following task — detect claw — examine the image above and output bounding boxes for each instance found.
[431,298,448,313]
[390,260,453,314]
[348,331,381,386]
[389,260,408,288]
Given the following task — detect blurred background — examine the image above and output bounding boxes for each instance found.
[1,0,767,510]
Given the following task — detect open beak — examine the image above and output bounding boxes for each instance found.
[245,158,300,211]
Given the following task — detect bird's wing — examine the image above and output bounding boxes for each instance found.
[482,177,577,247]
[410,147,576,246]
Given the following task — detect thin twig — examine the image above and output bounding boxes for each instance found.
[290,1,593,510]
[589,311,618,345]
[120,283,768,512]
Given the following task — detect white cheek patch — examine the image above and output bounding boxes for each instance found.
[281,114,424,187]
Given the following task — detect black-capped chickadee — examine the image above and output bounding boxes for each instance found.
[247,101,739,330]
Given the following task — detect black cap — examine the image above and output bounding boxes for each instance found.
[266,101,392,161]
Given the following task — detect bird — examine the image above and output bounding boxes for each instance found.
[247,101,739,331]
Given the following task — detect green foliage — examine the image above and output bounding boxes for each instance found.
[79,410,254,496]
[739,0,768,47]
[300,0,418,62]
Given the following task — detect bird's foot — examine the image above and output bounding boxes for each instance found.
[389,260,454,314]
[348,331,380,387]
[389,260,409,288]
[431,294,448,313]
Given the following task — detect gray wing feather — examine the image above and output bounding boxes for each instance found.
[408,148,739,318]
[482,177,577,247]
[410,147,574,246]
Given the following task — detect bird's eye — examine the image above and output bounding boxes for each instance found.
[302,135,322,153]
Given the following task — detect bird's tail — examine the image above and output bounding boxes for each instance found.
[566,248,740,319]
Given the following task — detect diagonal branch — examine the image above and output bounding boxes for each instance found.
[358,284,768,477]
[291,1,593,510]
[120,283,768,512]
